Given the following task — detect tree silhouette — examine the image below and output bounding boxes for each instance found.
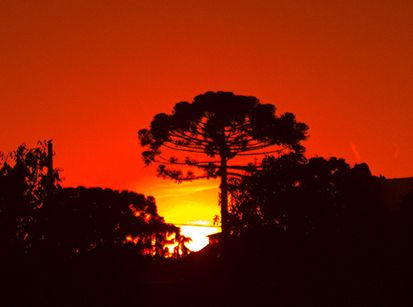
[173,232,191,258]
[40,186,179,257]
[229,154,384,240]
[0,140,59,256]
[0,141,185,261]
[138,91,308,237]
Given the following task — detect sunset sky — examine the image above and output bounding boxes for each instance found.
[1,1,412,245]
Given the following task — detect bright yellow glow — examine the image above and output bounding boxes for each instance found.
[180,223,220,252]
[133,179,222,252]
[133,179,220,224]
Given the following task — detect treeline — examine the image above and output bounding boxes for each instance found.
[2,141,413,306]
[228,153,385,239]
[0,141,188,306]
[201,153,413,306]
[133,91,413,305]
[0,141,189,260]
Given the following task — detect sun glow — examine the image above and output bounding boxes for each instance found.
[180,223,220,252]
[133,179,221,252]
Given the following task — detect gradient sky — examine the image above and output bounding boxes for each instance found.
[1,0,412,225]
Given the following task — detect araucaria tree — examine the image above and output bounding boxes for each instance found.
[138,91,308,238]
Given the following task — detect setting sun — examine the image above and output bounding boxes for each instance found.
[135,179,221,251]
[180,223,220,252]
[134,179,221,252]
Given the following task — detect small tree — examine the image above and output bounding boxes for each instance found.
[0,140,60,254]
[138,91,308,238]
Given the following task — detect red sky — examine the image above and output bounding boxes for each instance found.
[1,0,412,225]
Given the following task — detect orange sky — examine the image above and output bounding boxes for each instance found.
[1,0,413,228]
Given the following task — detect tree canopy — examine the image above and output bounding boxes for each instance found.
[0,141,60,254]
[228,154,384,239]
[40,187,179,257]
[139,91,309,236]
[0,141,186,260]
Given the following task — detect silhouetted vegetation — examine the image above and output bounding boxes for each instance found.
[37,187,180,257]
[135,91,413,306]
[0,141,60,258]
[2,92,413,306]
[228,153,385,239]
[0,141,188,306]
[139,91,308,237]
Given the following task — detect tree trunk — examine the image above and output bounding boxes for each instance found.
[220,155,229,240]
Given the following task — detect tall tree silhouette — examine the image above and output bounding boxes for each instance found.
[138,91,308,238]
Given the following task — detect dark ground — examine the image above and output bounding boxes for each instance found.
[2,237,412,307]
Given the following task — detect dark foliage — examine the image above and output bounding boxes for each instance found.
[0,142,180,260]
[0,141,60,256]
[228,154,385,239]
[0,142,189,306]
[1,137,413,306]
[36,186,179,258]
[139,91,308,236]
